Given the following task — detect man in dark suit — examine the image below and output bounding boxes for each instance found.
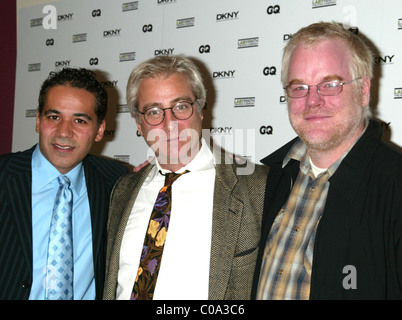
[103,56,268,300]
[0,68,129,300]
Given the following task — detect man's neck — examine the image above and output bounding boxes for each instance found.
[159,162,188,173]
[157,142,202,173]
[309,149,344,169]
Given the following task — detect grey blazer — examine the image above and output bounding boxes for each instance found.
[103,158,268,300]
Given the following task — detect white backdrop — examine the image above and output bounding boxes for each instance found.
[13,0,402,167]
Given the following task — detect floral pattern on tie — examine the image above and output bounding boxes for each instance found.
[131,171,188,300]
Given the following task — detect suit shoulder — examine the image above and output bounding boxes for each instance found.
[252,163,270,176]
[0,148,34,180]
[372,142,402,181]
[84,154,130,179]
[0,147,34,163]
[378,141,402,163]
[113,164,152,188]
[235,161,269,182]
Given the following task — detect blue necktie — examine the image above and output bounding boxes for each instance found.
[45,175,74,300]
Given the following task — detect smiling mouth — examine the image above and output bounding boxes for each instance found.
[166,137,179,142]
[54,143,74,150]
[305,115,331,121]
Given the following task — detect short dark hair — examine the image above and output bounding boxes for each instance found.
[38,68,108,126]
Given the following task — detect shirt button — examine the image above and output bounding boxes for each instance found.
[279,269,284,275]
[294,226,300,232]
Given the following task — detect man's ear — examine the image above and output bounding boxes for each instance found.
[135,117,143,136]
[95,120,106,142]
[360,76,371,107]
[35,112,41,133]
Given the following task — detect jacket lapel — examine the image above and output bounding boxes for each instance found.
[104,165,152,298]
[2,147,35,295]
[111,165,153,250]
[84,161,106,266]
[208,162,243,299]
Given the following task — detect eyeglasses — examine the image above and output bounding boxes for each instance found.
[138,100,195,126]
[284,78,361,99]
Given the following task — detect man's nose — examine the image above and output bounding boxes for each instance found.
[163,109,178,131]
[306,85,325,108]
[57,120,74,137]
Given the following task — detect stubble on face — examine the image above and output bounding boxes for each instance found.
[286,40,367,158]
[293,98,364,153]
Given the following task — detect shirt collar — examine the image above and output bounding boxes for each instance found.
[32,145,85,194]
[146,138,215,183]
[283,122,369,178]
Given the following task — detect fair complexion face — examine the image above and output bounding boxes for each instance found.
[286,39,370,168]
[135,73,203,172]
[36,85,105,174]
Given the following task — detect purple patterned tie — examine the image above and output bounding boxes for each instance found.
[131,170,189,300]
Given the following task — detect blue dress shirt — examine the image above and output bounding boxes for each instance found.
[29,146,95,299]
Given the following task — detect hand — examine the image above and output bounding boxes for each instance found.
[133,157,153,172]
[227,152,247,165]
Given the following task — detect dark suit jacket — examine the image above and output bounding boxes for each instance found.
[0,145,129,300]
[103,156,269,300]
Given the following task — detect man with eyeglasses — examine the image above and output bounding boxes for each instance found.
[103,55,268,300]
[252,22,402,299]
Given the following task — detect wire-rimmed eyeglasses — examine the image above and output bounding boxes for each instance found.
[284,78,361,99]
[138,100,195,126]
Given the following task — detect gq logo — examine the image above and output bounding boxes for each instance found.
[199,45,211,53]
[143,24,153,32]
[92,9,101,17]
[263,66,277,76]
[89,58,99,65]
[260,126,273,135]
[267,5,280,14]
[46,39,54,46]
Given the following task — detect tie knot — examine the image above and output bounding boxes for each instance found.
[163,170,189,187]
[58,175,71,188]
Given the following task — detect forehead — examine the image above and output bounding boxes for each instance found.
[288,39,352,82]
[138,73,193,105]
[44,85,96,112]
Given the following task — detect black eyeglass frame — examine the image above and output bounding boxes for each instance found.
[138,101,195,126]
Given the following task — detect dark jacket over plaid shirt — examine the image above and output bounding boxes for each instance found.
[252,120,402,299]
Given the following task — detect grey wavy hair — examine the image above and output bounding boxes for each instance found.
[126,55,206,121]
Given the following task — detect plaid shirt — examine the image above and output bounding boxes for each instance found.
[256,139,348,300]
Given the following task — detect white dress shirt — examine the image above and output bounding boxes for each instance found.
[117,139,216,300]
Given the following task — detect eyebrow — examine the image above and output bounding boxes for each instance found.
[288,75,345,85]
[44,109,93,121]
[322,75,345,82]
[142,95,194,111]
